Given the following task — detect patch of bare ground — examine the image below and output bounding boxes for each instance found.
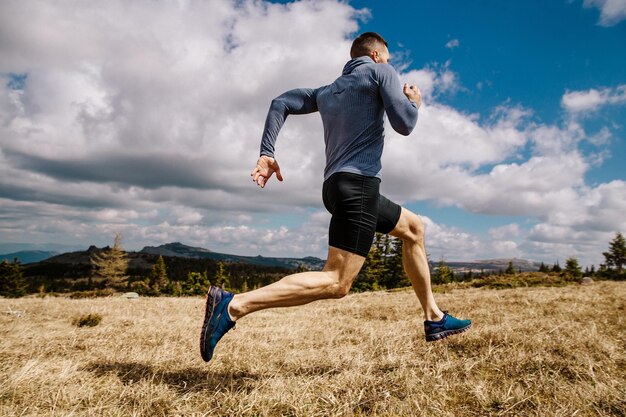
[0,281,624,416]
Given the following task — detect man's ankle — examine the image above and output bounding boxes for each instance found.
[424,310,444,322]
[227,295,241,321]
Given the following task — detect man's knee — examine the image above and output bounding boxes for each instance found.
[396,210,425,246]
[328,279,352,298]
[322,247,365,298]
[326,270,357,298]
[409,214,425,243]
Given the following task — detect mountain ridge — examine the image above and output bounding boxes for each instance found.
[139,242,325,270]
[0,250,60,264]
[5,241,540,273]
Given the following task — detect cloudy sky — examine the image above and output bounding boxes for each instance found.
[1,0,625,267]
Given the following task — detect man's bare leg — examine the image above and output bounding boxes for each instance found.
[227,246,365,320]
[390,207,444,321]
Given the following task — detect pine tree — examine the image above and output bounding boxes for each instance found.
[564,257,582,279]
[552,261,562,273]
[169,281,183,297]
[183,271,209,295]
[354,236,383,291]
[129,279,150,295]
[505,260,516,275]
[0,259,27,298]
[433,257,455,284]
[148,255,169,294]
[214,262,231,289]
[384,236,409,289]
[603,232,626,278]
[91,233,128,288]
[538,262,549,273]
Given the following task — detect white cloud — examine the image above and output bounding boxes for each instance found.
[421,216,482,260]
[0,0,623,268]
[489,224,521,240]
[403,61,460,98]
[490,240,521,258]
[582,0,626,26]
[561,84,626,113]
[445,39,459,49]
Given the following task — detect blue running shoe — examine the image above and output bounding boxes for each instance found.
[200,286,236,362]
[424,311,471,342]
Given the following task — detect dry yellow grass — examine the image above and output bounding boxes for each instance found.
[1,281,624,416]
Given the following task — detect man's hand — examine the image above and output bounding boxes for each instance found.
[251,155,283,188]
[403,83,422,109]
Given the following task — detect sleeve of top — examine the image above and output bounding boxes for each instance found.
[259,88,319,158]
[377,65,418,136]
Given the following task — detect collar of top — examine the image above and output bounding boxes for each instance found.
[342,56,375,75]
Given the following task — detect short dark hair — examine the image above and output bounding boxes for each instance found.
[350,32,388,59]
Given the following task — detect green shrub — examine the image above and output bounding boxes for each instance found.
[72,313,102,327]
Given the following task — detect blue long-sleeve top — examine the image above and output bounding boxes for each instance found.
[260,56,418,180]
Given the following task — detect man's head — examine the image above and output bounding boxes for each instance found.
[350,32,389,64]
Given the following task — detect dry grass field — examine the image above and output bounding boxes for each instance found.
[1,281,624,416]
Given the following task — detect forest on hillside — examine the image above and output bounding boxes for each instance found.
[1,232,624,298]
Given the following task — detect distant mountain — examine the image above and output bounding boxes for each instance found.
[141,242,213,258]
[0,243,82,254]
[140,242,326,270]
[16,241,539,275]
[474,258,539,271]
[442,258,540,273]
[16,242,544,296]
[41,245,154,270]
[21,244,299,295]
[0,250,59,264]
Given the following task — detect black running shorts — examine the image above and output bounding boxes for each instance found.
[322,172,402,257]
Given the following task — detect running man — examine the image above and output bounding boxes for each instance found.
[200,32,471,362]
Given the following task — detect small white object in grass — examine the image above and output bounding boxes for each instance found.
[121,292,140,299]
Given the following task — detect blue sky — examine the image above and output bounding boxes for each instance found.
[349,0,626,252]
[0,0,625,267]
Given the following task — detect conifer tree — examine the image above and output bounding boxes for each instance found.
[354,236,382,291]
[183,270,209,295]
[0,259,27,298]
[603,232,625,278]
[383,236,409,289]
[564,257,582,279]
[214,262,231,289]
[552,261,562,273]
[505,260,516,275]
[91,233,128,288]
[433,257,455,284]
[148,255,169,294]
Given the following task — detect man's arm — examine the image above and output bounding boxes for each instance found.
[259,88,319,158]
[377,65,420,136]
[253,88,319,188]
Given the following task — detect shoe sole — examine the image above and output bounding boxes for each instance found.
[425,323,472,342]
[200,287,220,362]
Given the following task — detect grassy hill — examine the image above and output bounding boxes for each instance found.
[1,281,624,416]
